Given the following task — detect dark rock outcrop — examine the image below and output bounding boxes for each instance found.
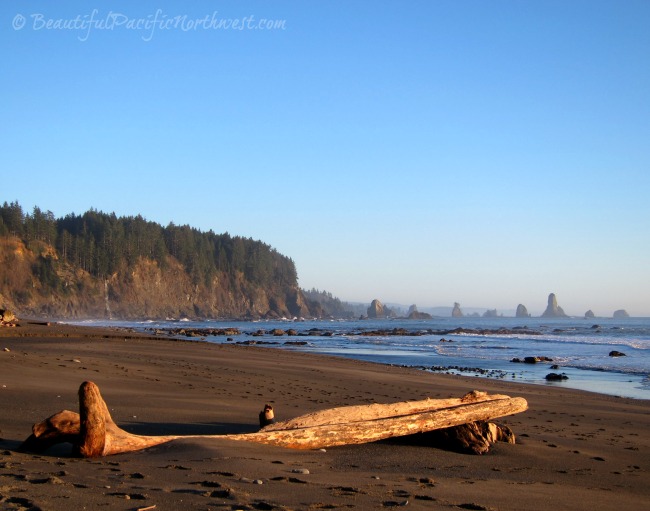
[407,310,432,320]
[406,304,432,319]
[613,309,630,319]
[451,302,463,318]
[515,304,530,318]
[609,350,626,357]
[541,293,568,318]
[511,356,553,364]
[545,373,569,381]
[367,299,385,319]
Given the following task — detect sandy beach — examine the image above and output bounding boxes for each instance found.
[1,322,648,510]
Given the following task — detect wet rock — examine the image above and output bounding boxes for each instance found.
[545,373,569,381]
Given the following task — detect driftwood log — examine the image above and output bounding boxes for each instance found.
[20,381,527,457]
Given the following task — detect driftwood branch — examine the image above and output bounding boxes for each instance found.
[20,381,527,457]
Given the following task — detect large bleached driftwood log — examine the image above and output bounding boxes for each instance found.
[20,381,527,457]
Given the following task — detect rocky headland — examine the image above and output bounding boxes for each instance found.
[0,236,315,320]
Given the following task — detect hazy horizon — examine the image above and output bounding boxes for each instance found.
[328,296,643,319]
[2,1,648,317]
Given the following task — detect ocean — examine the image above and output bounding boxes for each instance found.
[69,316,650,400]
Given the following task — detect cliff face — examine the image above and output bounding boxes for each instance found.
[0,237,313,320]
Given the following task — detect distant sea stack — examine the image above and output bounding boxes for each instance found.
[367,299,385,319]
[516,304,530,318]
[451,302,463,317]
[541,293,568,318]
[613,309,630,319]
[584,310,595,319]
[406,304,432,320]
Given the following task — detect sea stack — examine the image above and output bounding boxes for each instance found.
[452,302,463,317]
[407,304,432,320]
[613,309,630,319]
[541,293,568,318]
[515,304,530,318]
[367,299,385,319]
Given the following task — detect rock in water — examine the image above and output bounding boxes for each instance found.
[541,293,568,318]
[516,304,530,318]
[613,309,630,319]
[367,299,385,319]
[584,309,595,319]
[407,305,432,320]
[451,302,463,317]
[545,373,569,381]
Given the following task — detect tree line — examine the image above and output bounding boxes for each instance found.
[0,201,298,290]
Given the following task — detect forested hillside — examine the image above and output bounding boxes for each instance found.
[0,201,314,319]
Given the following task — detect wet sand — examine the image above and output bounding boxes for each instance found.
[1,321,648,510]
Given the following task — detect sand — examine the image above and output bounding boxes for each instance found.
[1,321,648,510]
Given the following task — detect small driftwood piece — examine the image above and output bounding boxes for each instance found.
[21,381,527,457]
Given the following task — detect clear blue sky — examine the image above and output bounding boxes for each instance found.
[2,1,649,316]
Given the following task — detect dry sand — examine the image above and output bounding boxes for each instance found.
[1,322,648,510]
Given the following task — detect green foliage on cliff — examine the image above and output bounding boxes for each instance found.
[0,201,299,316]
[0,201,297,288]
[301,288,366,319]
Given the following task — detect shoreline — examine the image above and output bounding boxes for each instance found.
[70,317,650,401]
[1,321,649,510]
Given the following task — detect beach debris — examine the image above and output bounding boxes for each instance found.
[259,404,275,428]
[0,309,17,327]
[609,351,626,357]
[422,421,516,455]
[20,382,527,457]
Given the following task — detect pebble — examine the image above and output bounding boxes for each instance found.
[292,468,310,475]
[3,347,9,352]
